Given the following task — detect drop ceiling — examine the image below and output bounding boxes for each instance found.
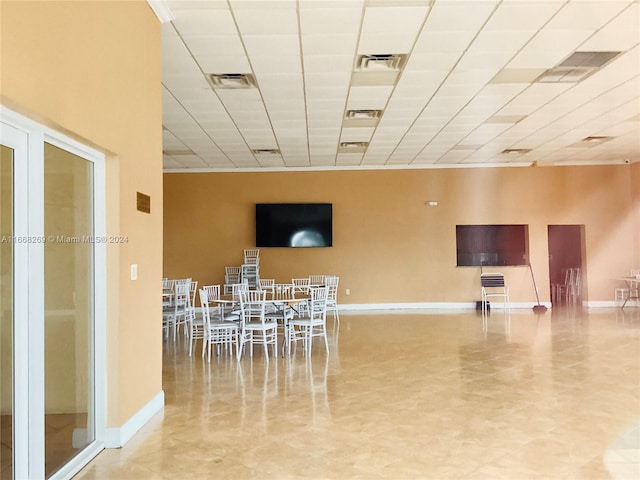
[157,0,640,172]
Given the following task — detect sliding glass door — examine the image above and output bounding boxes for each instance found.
[0,144,15,480]
[0,109,105,479]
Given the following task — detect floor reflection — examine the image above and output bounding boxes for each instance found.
[75,308,639,479]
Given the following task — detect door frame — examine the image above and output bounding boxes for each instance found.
[1,106,106,479]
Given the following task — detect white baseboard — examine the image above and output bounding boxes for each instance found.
[337,301,552,311]
[105,390,164,448]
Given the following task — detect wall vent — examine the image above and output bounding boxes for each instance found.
[536,51,621,83]
[208,73,257,89]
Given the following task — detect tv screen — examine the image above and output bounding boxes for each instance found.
[256,203,332,248]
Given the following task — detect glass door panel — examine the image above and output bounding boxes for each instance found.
[43,143,94,478]
[0,145,14,480]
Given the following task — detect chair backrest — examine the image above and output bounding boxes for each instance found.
[271,283,293,300]
[162,278,175,290]
[258,278,275,293]
[324,276,339,302]
[480,273,505,288]
[309,286,329,320]
[199,288,215,327]
[292,278,310,294]
[201,284,220,302]
[239,289,267,323]
[231,282,249,302]
[225,266,241,283]
[173,281,190,309]
[188,280,198,307]
[309,274,325,285]
[244,249,260,264]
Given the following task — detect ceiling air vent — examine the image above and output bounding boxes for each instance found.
[346,109,383,120]
[251,149,281,155]
[208,73,257,89]
[573,136,615,148]
[338,141,369,153]
[501,148,531,155]
[536,51,621,84]
[356,54,407,71]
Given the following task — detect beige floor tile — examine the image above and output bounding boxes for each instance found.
[74,307,640,479]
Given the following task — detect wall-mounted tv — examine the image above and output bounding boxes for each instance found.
[256,203,332,248]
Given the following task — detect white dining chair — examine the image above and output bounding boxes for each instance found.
[238,290,278,362]
[199,288,239,361]
[290,286,329,357]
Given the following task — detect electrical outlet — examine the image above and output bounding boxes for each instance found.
[346,288,350,295]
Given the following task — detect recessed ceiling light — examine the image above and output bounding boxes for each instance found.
[207,73,257,89]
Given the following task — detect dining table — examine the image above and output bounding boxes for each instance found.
[213,292,308,355]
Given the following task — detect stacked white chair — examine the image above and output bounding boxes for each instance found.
[224,266,241,294]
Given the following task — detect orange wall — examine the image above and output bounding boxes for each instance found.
[164,164,636,305]
[1,1,163,425]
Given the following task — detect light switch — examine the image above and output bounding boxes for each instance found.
[131,264,138,281]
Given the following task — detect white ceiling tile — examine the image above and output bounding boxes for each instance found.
[242,34,300,56]
[361,6,428,34]
[163,1,640,171]
[357,33,419,54]
[299,7,363,34]
[461,123,514,145]
[508,29,595,69]
[347,85,395,110]
[580,4,640,51]
[340,128,375,142]
[423,2,497,33]
[196,55,252,73]
[171,8,238,36]
[232,8,298,35]
[484,2,563,31]
[303,55,354,73]
[183,34,246,59]
[301,34,359,55]
[250,55,302,74]
[546,1,628,30]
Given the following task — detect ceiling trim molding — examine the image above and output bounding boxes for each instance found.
[162,162,536,174]
[147,0,174,23]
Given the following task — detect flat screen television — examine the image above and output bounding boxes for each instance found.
[255,203,332,248]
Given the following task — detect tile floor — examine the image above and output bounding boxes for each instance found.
[75,307,640,479]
